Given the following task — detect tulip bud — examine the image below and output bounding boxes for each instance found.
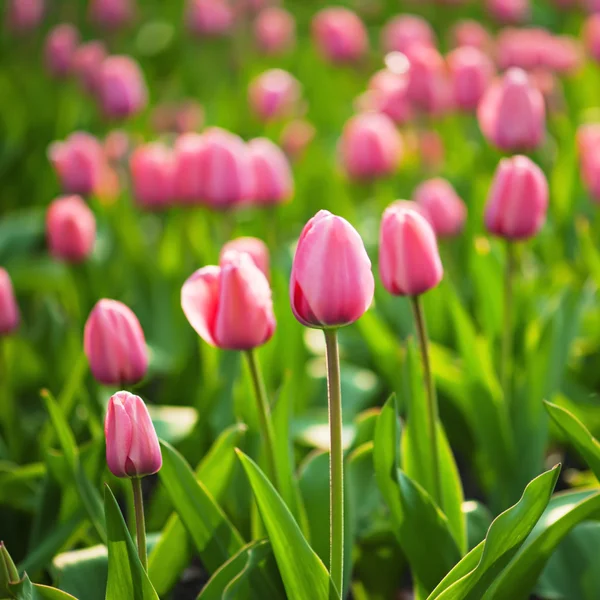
[97,55,148,120]
[174,133,205,204]
[577,122,600,158]
[254,7,295,55]
[478,68,545,152]
[46,196,96,263]
[186,0,234,37]
[381,14,435,55]
[450,20,492,51]
[447,46,495,112]
[486,0,530,24]
[73,41,107,95]
[220,237,269,278]
[280,119,315,161]
[6,0,44,34]
[248,69,301,122]
[89,0,135,30]
[340,112,403,181]
[248,138,293,206]
[84,299,148,385]
[290,210,374,328]
[584,15,600,62]
[484,155,548,240]
[367,68,412,125]
[407,45,453,115]
[0,269,20,336]
[130,143,175,210]
[413,178,467,238]
[49,132,105,196]
[105,391,162,478]
[0,541,19,597]
[104,129,132,164]
[584,0,600,13]
[45,24,80,78]
[379,204,443,296]
[182,251,276,350]
[312,7,368,64]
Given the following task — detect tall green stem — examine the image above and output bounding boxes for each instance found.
[410,296,441,506]
[131,477,147,571]
[245,350,280,491]
[324,328,344,597]
[501,241,515,406]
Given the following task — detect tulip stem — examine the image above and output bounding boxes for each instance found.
[131,477,147,571]
[323,328,344,597]
[410,295,442,507]
[245,350,280,491]
[501,241,515,406]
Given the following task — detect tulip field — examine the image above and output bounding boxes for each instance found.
[6,0,600,598]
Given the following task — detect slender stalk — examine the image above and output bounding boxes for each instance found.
[501,241,515,406]
[131,477,147,571]
[245,350,280,491]
[323,328,344,597]
[410,296,441,506]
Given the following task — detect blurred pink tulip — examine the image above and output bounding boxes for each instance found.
[73,41,107,94]
[340,112,403,181]
[581,152,600,201]
[478,68,545,152]
[280,119,316,161]
[584,0,600,13]
[290,210,374,328]
[0,269,20,336]
[450,20,493,51]
[6,0,45,33]
[418,130,445,171]
[485,155,548,239]
[577,122,600,157]
[367,68,412,124]
[248,69,301,122]
[182,251,276,349]
[186,0,234,36]
[447,46,495,112]
[407,45,453,115]
[413,178,466,238]
[89,0,135,29]
[105,392,162,478]
[312,7,368,64]
[45,24,80,78]
[248,138,293,206]
[84,299,148,385]
[97,55,148,120]
[104,129,132,164]
[220,237,270,278]
[584,15,600,62]
[174,133,206,204]
[130,143,176,210]
[46,196,96,263]
[379,204,443,296]
[486,0,530,23]
[381,14,435,55]
[254,7,295,55]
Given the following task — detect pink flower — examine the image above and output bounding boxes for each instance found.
[84,299,148,385]
[45,24,80,78]
[290,210,374,328]
[181,251,276,350]
[248,69,301,122]
[584,15,600,62]
[486,0,530,24]
[367,68,412,124]
[312,7,368,64]
[413,178,466,238]
[186,0,234,36]
[105,391,162,478]
[6,0,45,33]
[73,41,107,94]
[89,0,135,30]
[451,20,493,52]
[130,143,175,210]
[407,45,453,115]
[0,269,20,336]
[484,155,548,239]
[379,204,443,296]
[174,133,207,204]
[447,46,495,112]
[280,119,315,161]
[254,7,295,55]
[220,237,270,279]
[381,14,435,55]
[248,138,293,206]
[97,55,148,120]
[46,196,96,263]
[478,68,545,152]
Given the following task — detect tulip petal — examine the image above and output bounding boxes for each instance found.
[124,394,162,476]
[105,394,133,478]
[181,265,221,346]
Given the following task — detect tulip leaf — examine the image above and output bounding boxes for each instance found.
[104,485,159,600]
[427,464,561,600]
[236,450,340,600]
[9,575,79,600]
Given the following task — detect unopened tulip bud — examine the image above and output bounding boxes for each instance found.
[379,204,443,296]
[45,24,80,78]
[0,269,20,336]
[186,0,234,37]
[6,0,44,33]
[220,237,269,278]
[447,46,494,112]
[248,138,293,206]
[340,112,403,181]
[130,143,175,210]
[254,7,295,55]
[105,391,162,478]
[89,0,135,30]
[84,299,148,385]
[290,210,374,328]
[312,7,368,64]
[280,119,315,161]
[46,196,96,263]
[485,155,548,239]
[73,41,107,94]
[478,68,545,152]
[407,45,453,115]
[182,251,276,349]
[173,133,205,204]
[381,14,435,55]
[367,68,412,124]
[584,15,600,62]
[97,55,147,120]
[451,20,492,51]
[486,0,530,24]
[413,178,466,237]
[577,122,600,158]
[248,69,301,122]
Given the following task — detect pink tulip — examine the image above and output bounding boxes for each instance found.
[290,210,374,328]
[280,119,316,161]
[174,133,206,204]
[379,204,443,296]
[584,15,600,62]
[486,0,530,23]
[220,237,270,278]
[418,130,445,171]
[73,41,107,95]
[447,46,495,112]
[46,196,96,263]
[105,392,162,478]
[248,69,301,122]
[181,251,276,350]
[577,122,600,157]
[49,132,106,196]
[312,7,368,64]
[97,55,148,120]
[381,14,435,55]
[45,24,80,78]
[254,7,295,55]
[130,143,175,210]
[407,45,453,115]
[485,155,548,239]
[413,178,467,238]
[152,101,204,134]
[340,112,403,181]
[0,269,20,335]
[248,138,293,206]
[104,129,132,164]
[186,0,234,36]
[89,0,135,29]
[388,199,432,222]
[367,68,412,124]
[6,0,44,33]
[84,299,148,385]
[496,28,546,71]
[478,68,545,152]
[451,20,493,51]
[583,0,600,13]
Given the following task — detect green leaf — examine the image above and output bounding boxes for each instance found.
[104,485,159,600]
[1,542,19,597]
[236,450,339,600]
[427,465,561,600]
[9,576,79,600]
